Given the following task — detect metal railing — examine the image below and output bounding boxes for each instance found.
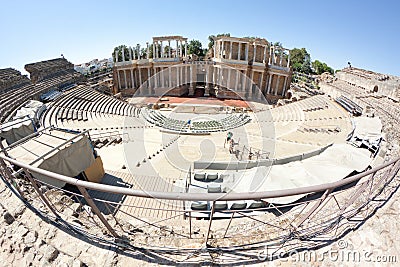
[0,151,399,263]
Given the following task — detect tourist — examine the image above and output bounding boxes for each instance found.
[224,131,233,148]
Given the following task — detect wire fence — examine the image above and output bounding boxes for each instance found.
[0,153,399,263]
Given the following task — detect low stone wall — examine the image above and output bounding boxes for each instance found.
[194,143,332,170]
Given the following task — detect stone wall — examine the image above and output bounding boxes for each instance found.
[25,58,75,83]
[336,67,400,98]
[0,68,30,93]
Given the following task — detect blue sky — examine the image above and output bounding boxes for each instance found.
[1,0,399,76]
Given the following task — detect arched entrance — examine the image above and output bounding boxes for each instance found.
[373,85,378,93]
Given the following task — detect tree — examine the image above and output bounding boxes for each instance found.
[164,45,171,56]
[312,60,334,75]
[289,48,312,74]
[112,45,131,62]
[272,42,289,61]
[147,43,161,58]
[188,40,204,57]
[140,48,147,59]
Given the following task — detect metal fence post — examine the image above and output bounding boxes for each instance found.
[205,201,216,246]
[77,186,119,238]
[23,169,61,219]
[189,211,192,239]
[296,188,333,228]
[0,158,25,198]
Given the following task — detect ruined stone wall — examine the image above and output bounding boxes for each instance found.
[336,68,400,98]
[25,58,75,83]
[0,68,30,93]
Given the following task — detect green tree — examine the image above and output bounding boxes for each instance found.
[140,48,147,59]
[312,60,323,74]
[273,42,289,61]
[290,48,312,74]
[188,40,204,57]
[147,43,162,58]
[112,45,132,62]
[164,45,171,56]
[312,60,334,75]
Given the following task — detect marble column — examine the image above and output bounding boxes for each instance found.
[229,41,233,59]
[227,68,231,89]
[272,46,275,64]
[213,42,216,58]
[269,47,273,64]
[250,71,254,94]
[221,41,225,58]
[282,76,288,96]
[129,47,132,61]
[168,67,172,87]
[253,44,256,63]
[138,68,142,86]
[275,75,280,95]
[241,70,245,90]
[287,51,291,68]
[235,70,239,90]
[153,67,157,88]
[220,68,224,87]
[245,43,249,61]
[267,74,272,94]
[117,70,121,90]
[212,66,216,88]
[130,69,135,88]
[115,50,118,62]
[179,40,183,57]
[146,42,149,59]
[216,68,220,86]
[189,65,193,87]
[123,70,127,89]
[180,66,183,85]
[161,68,165,87]
[168,40,171,57]
[260,72,264,93]
[176,40,179,58]
[122,49,125,62]
[184,41,187,57]
[206,65,211,89]
[238,43,241,60]
[153,42,156,59]
[263,46,267,63]
[161,41,164,58]
[137,45,140,60]
[176,67,179,86]
[147,68,151,88]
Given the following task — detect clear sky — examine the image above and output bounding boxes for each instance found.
[1,0,399,76]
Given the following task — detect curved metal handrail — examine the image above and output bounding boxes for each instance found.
[1,153,398,201]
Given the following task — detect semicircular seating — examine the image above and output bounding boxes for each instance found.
[141,108,251,133]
